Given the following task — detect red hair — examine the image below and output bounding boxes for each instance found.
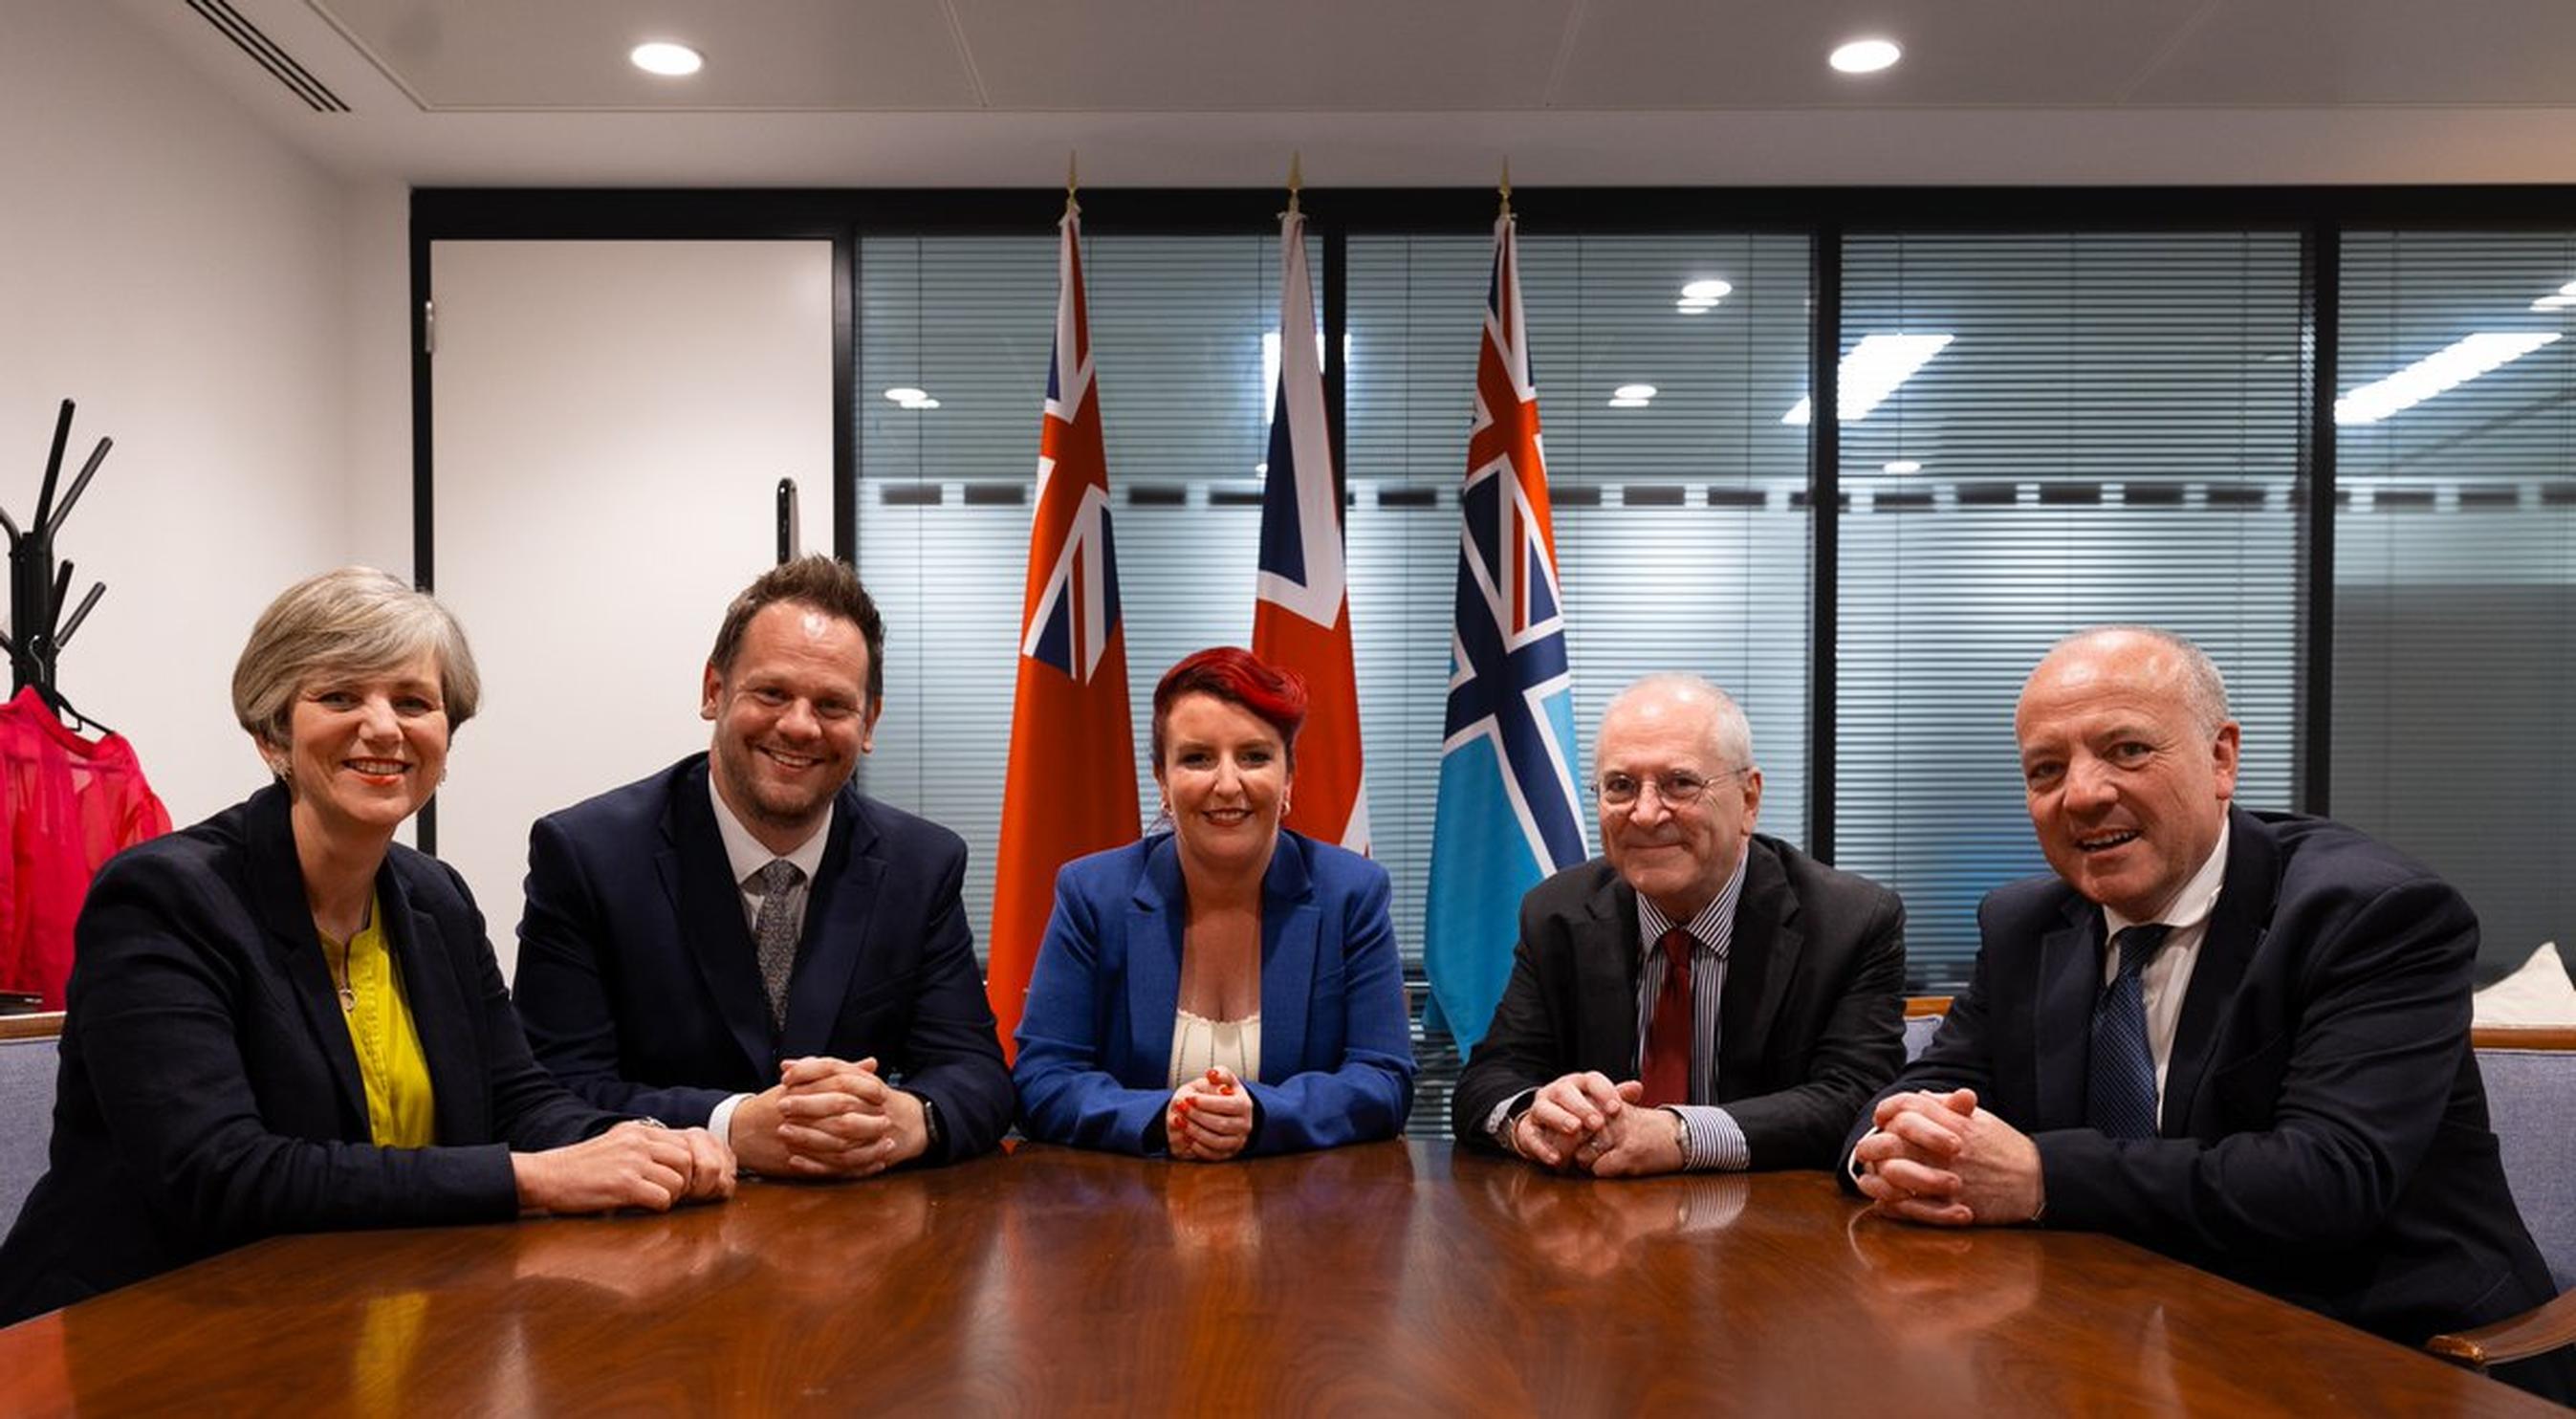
[1151,647,1309,770]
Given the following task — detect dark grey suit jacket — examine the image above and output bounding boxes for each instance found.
[1846,808,2568,1399]
[1453,833,1908,1168]
[513,755,1013,1164]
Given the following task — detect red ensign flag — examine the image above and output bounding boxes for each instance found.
[988,206,1140,1059]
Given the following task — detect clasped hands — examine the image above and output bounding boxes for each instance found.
[1166,1066,1254,1162]
[731,1055,928,1179]
[1507,1072,1685,1178]
[1851,1087,2044,1227]
[513,1119,735,1215]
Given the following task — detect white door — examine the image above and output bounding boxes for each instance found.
[429,239,833,976]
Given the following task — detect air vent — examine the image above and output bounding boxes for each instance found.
[186,0,349,113]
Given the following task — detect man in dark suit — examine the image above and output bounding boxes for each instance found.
[514,557,1013,1175]
[1453,674,1907,1174]
[1849,626,2569,1401]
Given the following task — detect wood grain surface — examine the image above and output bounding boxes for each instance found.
[0,1142,2546,1415]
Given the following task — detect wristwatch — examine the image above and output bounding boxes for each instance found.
[910,1091,944,1158]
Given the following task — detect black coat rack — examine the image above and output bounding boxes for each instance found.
[5,400,111,715]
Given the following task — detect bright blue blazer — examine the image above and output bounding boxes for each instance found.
[1013,831,1418,1156]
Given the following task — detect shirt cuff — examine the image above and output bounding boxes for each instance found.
[1669,1104,1749,1171]
[1482,1089,1537,1147]
[706,1092,753,1154]
[1847,1125,1883,1184]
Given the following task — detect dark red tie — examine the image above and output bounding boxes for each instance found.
[1642,928,1695,1106]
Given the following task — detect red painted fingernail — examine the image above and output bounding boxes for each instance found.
[1178,1097,1194,1110]
[1207,1068,1222,1083]
[1219,1084,1233,1096]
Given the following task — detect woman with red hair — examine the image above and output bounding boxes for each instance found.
[1013,647,1416,1157]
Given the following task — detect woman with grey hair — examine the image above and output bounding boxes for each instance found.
[0,567,734,1323]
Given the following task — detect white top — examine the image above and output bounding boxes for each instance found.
[1168,1010,1261,1089]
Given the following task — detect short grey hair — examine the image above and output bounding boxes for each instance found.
[232,567,481,752]
[1600,672,1756,772]
[2042,625,2232,736]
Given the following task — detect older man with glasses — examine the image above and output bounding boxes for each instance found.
[1454,674,1910,1176]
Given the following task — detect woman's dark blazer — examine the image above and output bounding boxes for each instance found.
[0,785,620,1323]
[1013,831,1419,1155]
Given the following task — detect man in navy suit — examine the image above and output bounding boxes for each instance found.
[514,557,1012,1175]
[1849,626,2568,1400]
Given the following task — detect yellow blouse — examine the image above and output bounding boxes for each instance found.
[330,895,436,1148]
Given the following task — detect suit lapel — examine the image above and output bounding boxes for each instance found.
[375,862,482,1146]
[1720,840,1801,1084]
[1126,837,1187,1081]
[666,765,779,1076]
[1255,836,1319,1083]
[2161,809,2276,1134]
[782,790,882,1059]
[1578,876,1644,1078]
[242,786,368,1132]
[2034,895,2102,1130]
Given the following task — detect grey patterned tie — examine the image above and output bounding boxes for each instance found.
[753,859,806,1034]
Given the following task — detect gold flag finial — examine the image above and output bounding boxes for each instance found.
[1065,151,1081,217]
[1288,152,1304,215]
[1498,159,1513,217]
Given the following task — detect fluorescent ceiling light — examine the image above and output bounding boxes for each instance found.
[1781,333,1954,425]
[1829,38,1901,75]
[1883,460,1922,474]
[1613,383,1658,401]
[1680,279,1733,302]
[629,41,703,76]
[2334,331,2560,425]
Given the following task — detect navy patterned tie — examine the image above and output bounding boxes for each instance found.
[753,860,806,1034]
[2085,924,2171,1140]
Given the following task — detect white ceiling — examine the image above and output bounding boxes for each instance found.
[100,0,2576,186]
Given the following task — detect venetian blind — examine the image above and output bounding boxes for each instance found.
[2336,231,2576,980]
[1833,232,2304,990]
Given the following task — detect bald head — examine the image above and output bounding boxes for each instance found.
[1594,675,1762,921]
[2015,627,2240,920]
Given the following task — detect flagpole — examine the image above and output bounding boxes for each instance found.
[1497,158,1512,219]
[1065,150,1081,218]
[1286,151,1302,217]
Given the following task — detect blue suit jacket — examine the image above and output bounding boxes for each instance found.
[0,786,620,1325]
[1848,808,2564,1381]
[513,755,1013,1164]
[1013,831,1418,1155]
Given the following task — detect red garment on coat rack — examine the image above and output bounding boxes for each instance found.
[0,688,172,1009]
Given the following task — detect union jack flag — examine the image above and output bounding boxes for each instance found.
[1253,207,1369,854]
[1423,211,1588,1052]
[990,207,1141,1059]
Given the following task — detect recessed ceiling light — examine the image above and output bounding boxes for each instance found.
[1680,279,1733,302]
[1607,397,1650,408]
[1674,300,1716,316]
[630,41,704,76]
[884,386,928,404]
[1884,460,1923,474]
[1613,383,1658,401]
[1829,38,1901,75]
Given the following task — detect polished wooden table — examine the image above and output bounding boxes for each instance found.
[0,1141,2548,1415]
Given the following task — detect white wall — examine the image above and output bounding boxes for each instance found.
[1,0,354,825]
[429,241,835,972]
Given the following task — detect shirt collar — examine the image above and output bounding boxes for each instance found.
[2104,816,2231,939]
[708,771,833,888]
[1635,841,1751,956]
